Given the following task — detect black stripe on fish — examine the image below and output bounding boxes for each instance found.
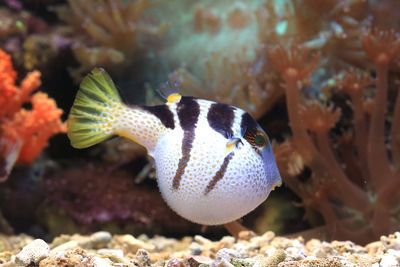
[176,97,199,131]
[172,97,200,190]
[240,112,259,136]
[141,105,175,129]
[207,103,235,138]
[204,152,235,195]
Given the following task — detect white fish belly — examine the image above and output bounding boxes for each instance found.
[154,128,272,225]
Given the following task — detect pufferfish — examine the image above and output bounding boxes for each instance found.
[67,68,282,225]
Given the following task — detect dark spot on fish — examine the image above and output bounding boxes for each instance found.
[176,97,199,131]
[240,112,259,136]
[141,105,175,129]
[207,103,235,138]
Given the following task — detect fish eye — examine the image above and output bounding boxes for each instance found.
[254,133,266,147]
[244,128,267,153]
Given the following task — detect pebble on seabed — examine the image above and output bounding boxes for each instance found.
[1,231,399,266]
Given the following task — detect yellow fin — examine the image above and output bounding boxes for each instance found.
[167,93,182,103]
[67,68,121,149]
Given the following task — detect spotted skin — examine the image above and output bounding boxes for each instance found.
[154,99,281,225]
[68,69,281,226]
[140,105,175,129]
[205,151,235,195]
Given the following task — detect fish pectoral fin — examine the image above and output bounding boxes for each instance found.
[158,78,182,103]
[226,137,243,151]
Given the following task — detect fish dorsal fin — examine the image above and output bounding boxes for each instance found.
[158,78,182,104]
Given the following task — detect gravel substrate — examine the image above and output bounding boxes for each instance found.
[1,231,400,266]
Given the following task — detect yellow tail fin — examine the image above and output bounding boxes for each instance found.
[67,68,122,149]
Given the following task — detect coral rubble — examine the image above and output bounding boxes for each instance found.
[1,231,400,266]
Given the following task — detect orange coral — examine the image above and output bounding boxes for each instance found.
[0,49,66,181]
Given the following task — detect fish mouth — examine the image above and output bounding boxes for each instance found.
[271,175,283,191]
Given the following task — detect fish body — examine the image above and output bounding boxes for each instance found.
[68,68,282,225]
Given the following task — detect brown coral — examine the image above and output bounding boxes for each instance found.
[55,0,169,74]
[268,34,400,243]
[170,51,283,119]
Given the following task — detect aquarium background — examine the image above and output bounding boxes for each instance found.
[1,0,400,247]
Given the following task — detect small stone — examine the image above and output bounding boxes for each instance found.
[90,231,112,248]
[238,231,257,241]
[250,234,273,249]
[366,241,385,256]
[186,255,213,266]
[111,235,155,254]
[347,254,377,266]
[167,258,187,267]
[331,240,366,254]
[217,259,234,267]
[270,237,304,250]
[136,249,151,267]
[380,253,399,266]
[194,235,212,245]
[381,232,400,250]
[97,248,124,258]
[0,251,13,263]
[15,239,50,266]
[215,248,241,262]
[261,231,275,242]
[261,249,286,266]
[218,236,235,249]
[278,257,346,267]
[212,248,241,267]
[50,241,79,256]
[232,243,248,258]
[189,242,203,255]
[92,256,113,267]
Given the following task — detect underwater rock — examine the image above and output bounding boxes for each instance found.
[136,249,152,267]
[91,256,113,267]
[14,239,49,266]
[381,232,400,251]
[90,231,112,249]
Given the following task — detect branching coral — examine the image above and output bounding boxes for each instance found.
[55,0,169,73]
[170,51,283,119]
[0,49,66,182]
[268,28,400,244]
[0,6,59,71]
[165,0,378,119]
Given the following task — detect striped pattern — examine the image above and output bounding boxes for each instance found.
[169,97,263,194]
[172,97,200,190]
[204,152,235,195]
[207,103,235,138]
[141,105,175,129]
[240,112,258,136]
